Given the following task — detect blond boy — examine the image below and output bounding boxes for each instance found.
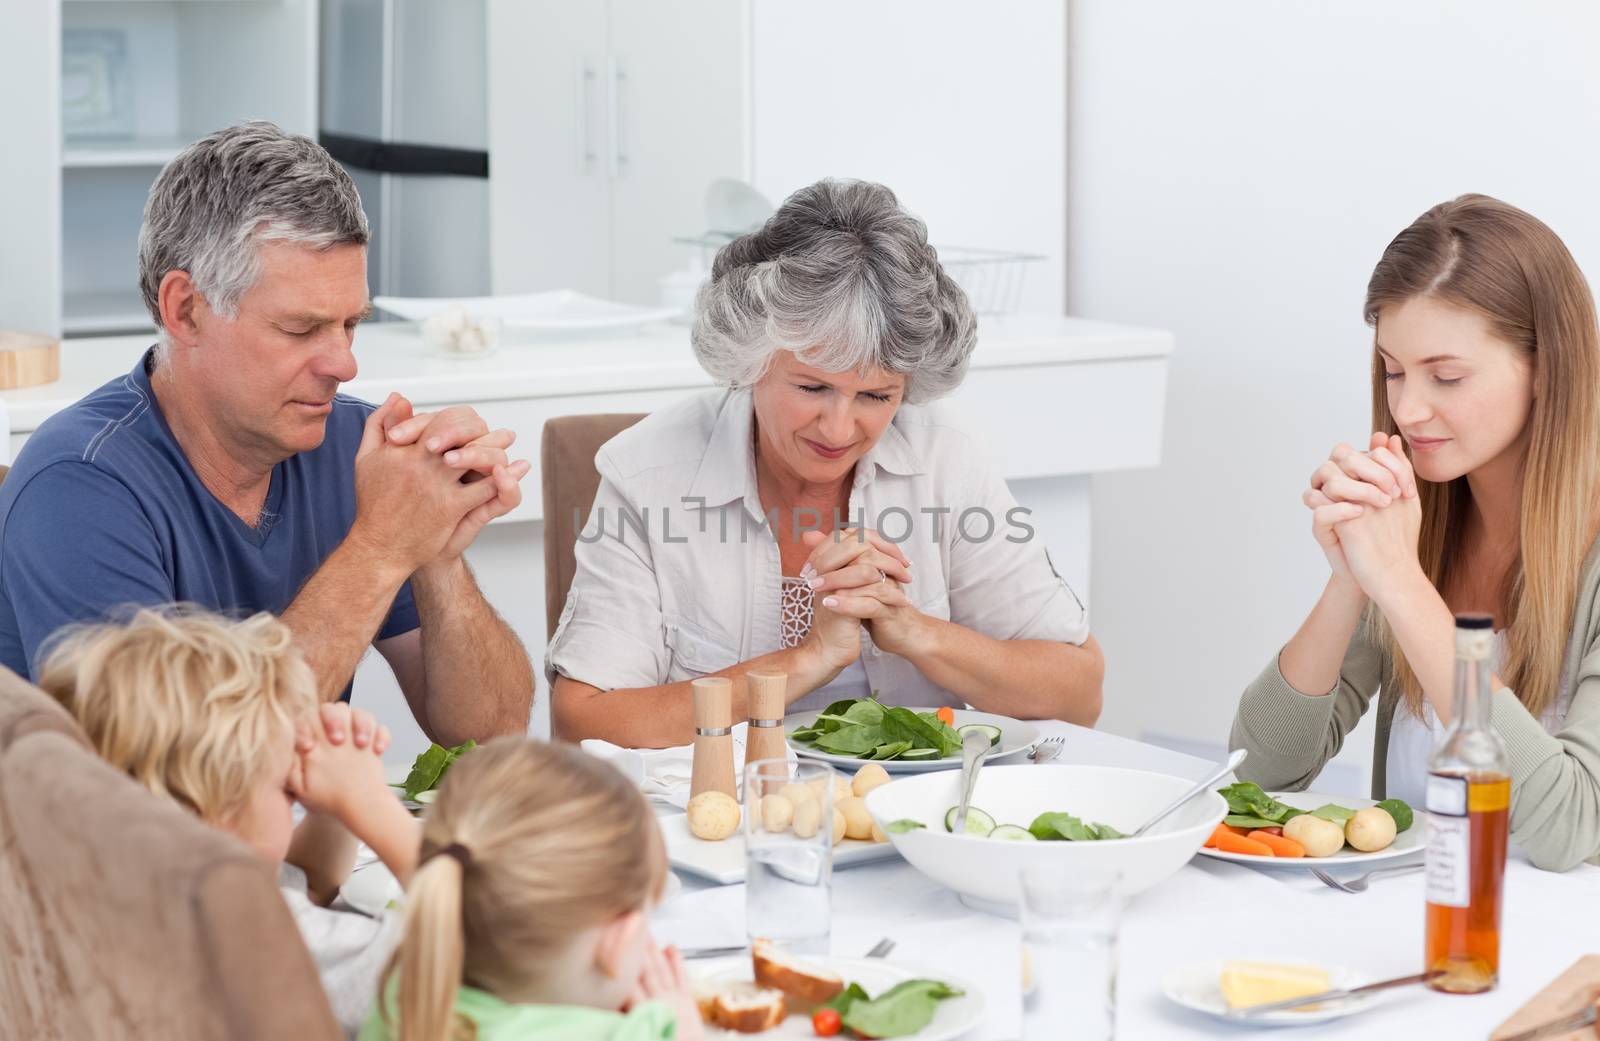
[38,607,420,1037]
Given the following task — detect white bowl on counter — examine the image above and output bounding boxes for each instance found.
[863,764,1225,908]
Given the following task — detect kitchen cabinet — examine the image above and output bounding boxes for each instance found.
[0,0,318,339]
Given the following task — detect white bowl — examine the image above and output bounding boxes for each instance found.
[863,764,1225,907]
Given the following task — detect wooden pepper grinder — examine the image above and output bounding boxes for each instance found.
[745,670,789,769]
[690,676,736,799]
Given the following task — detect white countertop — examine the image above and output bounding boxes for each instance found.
[6,315,1173,435]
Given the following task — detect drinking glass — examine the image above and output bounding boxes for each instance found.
[744,758,835,955]
[1019,867,1121,1041]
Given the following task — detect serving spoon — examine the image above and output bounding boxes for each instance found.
[950,727,995,835]
[1129,748,1248,838]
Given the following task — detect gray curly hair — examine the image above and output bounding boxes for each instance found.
[691,179,977,405]
[138,121,369,355]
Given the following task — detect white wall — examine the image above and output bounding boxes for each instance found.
[749,0,1066,315]
[1072,0,1600,794]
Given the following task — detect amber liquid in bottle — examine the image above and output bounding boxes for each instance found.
[1423,615,1511,995]
[1424,773,1509,992]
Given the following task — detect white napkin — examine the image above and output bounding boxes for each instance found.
[581,724,753,810]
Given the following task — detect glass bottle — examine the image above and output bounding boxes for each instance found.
[1423,613,1511,994]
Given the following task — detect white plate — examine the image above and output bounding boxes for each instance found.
[373,290,679,331]
[659,814,897,885]
[1162,960,1379,1027]
[1195,790,1424,868]
[341,863,403,918]
[786,707,1039,773]
[694,955,982,1041]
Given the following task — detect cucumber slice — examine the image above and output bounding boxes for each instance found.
[944,805,997,836]
[988,824,1038,841]
[957,723,1002,747]
[899,748,943,761]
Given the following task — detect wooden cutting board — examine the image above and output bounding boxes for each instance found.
[0,331,60,389]
[1490,956,1600,1040]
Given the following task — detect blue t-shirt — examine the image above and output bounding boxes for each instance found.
[0,349,418,698]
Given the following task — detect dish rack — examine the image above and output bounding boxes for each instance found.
[673,235,1043,315]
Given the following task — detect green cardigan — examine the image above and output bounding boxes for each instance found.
[1230,538,1600,872]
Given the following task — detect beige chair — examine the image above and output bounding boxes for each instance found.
[0,667,341,1041]
[540,413,647,639]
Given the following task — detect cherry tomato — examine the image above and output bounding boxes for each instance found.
[935,706,955,727]
[812,1008,842,1037]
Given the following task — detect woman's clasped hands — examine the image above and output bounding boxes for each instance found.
[1304,432,1424,604]
[797,527,927,668]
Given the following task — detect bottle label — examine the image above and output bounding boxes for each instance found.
[1425,773,1470,908]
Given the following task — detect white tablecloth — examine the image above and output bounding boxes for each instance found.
[650,722,1600,1041]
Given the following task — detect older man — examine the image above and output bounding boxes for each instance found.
[0,122,532,744]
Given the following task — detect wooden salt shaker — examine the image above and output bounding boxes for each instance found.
[745,670,789,768]
[690,677,736,799]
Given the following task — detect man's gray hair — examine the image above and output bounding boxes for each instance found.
[137,121,368,347]
[691,179,977,405]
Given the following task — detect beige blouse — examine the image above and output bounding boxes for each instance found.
[544,388,1089,713]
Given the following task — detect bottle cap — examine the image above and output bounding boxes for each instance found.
[1454,613,1494,631]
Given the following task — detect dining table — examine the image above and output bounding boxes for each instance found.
[359,720,1600,1040]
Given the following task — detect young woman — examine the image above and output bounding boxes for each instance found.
[1231,194,1600,872]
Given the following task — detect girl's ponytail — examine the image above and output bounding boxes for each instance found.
[391,850,470,1041]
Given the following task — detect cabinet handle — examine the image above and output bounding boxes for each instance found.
[607,56,627,177]
[575,58,597,174]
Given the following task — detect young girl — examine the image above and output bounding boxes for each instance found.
[362,737,703,1041]
[1231,194,1600,872]
[38,607,421,1035]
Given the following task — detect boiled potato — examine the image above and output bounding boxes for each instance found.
[838,796,875,840]
[831,807,847,845]
[1283,813,1344,858]
[761,793,795,833]
[1345,807,1398,852]
[852,763,891,798]
[792,799,823,839]
[779,782,816,810]
[686,791,741,841]
[870,821,888,844]
[806,775,851,807]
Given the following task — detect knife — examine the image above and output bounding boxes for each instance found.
[1225,971,1437,1018]
[1498,1004,1600,1041]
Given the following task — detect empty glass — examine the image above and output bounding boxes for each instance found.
[744,758,835,955]
[1019,867,1121,1041]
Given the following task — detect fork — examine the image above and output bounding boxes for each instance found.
[865,937,895,959]
[1028,737,1064,764]
[1312,862,1424,893]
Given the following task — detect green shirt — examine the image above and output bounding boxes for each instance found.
[358,985,679,1041]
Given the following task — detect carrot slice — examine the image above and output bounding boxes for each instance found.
[935,706,955,726]
[1247,829,1306,858]
[1207,825,1275,857]
[1206,822,1253,849]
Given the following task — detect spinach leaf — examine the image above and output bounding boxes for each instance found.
[1091,822,1126,840]
[790,726,822,743]
[813,725,885,756]
[841,979,964,1039]
[1224,814,1283,830]
[1028,811,1098,842]
[870,740,913,761]
[1376,798,1414,833]
[885,819,926,834]
[1309,803,1356,824]
[884,707,961,757]
[1215,782,1298,824]
[401,740,477,800]
[822,982,870,1014]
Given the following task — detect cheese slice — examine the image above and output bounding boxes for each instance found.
[1219,961,1331,1010]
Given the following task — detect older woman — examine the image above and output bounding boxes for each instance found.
[548,179,1103,747]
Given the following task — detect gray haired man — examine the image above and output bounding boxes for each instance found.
[0,122,533,744]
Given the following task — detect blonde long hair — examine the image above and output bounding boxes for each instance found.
[1364,194,1600,719]
[384,738,667,1041]
[36,607,315,823]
